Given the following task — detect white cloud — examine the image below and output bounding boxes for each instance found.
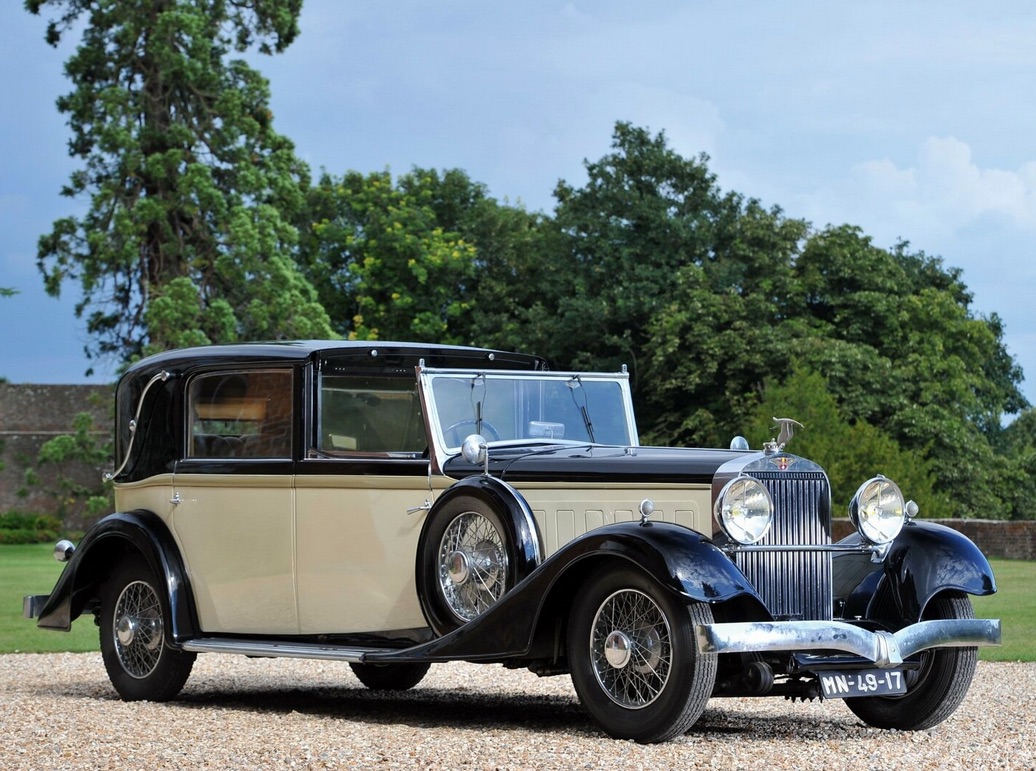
[848,137,1036,240]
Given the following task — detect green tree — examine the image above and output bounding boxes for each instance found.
[300,169,481,343]
[27,0,333,369]
[549,124,1026,519]
[28,411,113,522]
[550,123,731,383]
[395,168,558,355]
[747,368,950,517]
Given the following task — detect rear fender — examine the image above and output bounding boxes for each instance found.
[36,510,198,645]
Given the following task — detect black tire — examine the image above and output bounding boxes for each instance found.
[99,557,195,701]
[349,662,431,691]
[846,592,978,730]
[418,495,516,635]
[567,564,717,743]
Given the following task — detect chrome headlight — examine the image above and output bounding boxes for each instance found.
[849,476,905,545]
[714,476,774,545]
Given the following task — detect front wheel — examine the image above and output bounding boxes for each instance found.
[99,557,195,701]
[846,592,978,730]
[567,564,717,743]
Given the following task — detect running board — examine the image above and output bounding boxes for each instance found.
[181,638,382,663]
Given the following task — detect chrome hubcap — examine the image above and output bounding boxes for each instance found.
[604,630,632,668]
[438,511,508,622]
[447,550,470,585]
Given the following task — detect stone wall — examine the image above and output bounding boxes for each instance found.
[833,518,1036,561]
[0,383,113,521]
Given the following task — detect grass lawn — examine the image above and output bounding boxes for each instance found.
[1,543,98,653]
[1,545,1033,660]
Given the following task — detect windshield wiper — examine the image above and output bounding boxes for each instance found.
[568,376,596,443]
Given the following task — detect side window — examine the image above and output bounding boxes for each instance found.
[318,375,426,455]
[188,370,294,459]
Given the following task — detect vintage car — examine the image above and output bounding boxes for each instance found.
[25,341,1000,743]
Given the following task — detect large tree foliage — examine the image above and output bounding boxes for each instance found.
[298,167,556,348]
[545,124,1027,518]
[299,169,478,343]
[27,0,333,367]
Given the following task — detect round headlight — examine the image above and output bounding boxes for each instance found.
[849,476,905,544]
[714,476,774,545]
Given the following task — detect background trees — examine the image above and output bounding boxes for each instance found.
[25,2,1032,520]
[27,0,333,369]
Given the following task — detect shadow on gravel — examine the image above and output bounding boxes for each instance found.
[169,683,599,736]
[162,686,861,741]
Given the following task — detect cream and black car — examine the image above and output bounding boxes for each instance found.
[25,341,1001,742]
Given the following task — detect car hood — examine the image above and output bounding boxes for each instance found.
[442,443,755,485]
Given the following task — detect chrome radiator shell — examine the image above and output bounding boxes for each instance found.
[732,471,833,621]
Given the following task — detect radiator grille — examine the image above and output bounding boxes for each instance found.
[733,471,833,621]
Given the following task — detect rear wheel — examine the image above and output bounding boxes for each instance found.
[846,592,978,730]
[567,565,717,743]
[99,558,195,701]
[349,662,431,691]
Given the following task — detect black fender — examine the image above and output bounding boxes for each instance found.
[837,520,996,623]
[36,510,199,645]
[378,519,762,663]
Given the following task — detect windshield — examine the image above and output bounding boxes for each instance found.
[418,368,638,465]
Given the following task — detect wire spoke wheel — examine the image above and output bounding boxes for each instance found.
[438,510,509,622]
[591,588,672,708]
[100,558,194,701]
[568,564,717,743]
[113,580,165,679]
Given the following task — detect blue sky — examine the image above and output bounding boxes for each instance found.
[2,1,1035,410]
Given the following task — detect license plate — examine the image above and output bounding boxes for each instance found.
[819,669,907,699]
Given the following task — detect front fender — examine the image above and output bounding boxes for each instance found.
[36,510,199,645]
[376,520,760,663]
[883,520,997,621]
[838,520,996,623]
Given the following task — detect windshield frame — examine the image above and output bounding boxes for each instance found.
[416,366,639,474]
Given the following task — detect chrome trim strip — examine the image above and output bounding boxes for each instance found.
[695,619,1002,668]
[722,543,882,555]
[182,638,376,662]
[105,370,172,482]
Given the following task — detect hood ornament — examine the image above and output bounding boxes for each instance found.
[763,417,803,455]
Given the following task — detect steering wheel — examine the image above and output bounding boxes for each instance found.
[443,419,501,446]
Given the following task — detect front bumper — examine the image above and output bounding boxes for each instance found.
[696,618,1001,667]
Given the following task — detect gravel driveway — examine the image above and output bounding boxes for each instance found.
[2,653,1033,770]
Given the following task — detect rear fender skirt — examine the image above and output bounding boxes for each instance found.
[36,510,199,645]
[377,520,762,663]
[837,520,997,623]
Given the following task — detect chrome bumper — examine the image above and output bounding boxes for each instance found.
[696,618,1001,668]
[23,595,49,619]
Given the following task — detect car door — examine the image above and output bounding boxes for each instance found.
[294,372,445,635]
[169,367,298,635]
